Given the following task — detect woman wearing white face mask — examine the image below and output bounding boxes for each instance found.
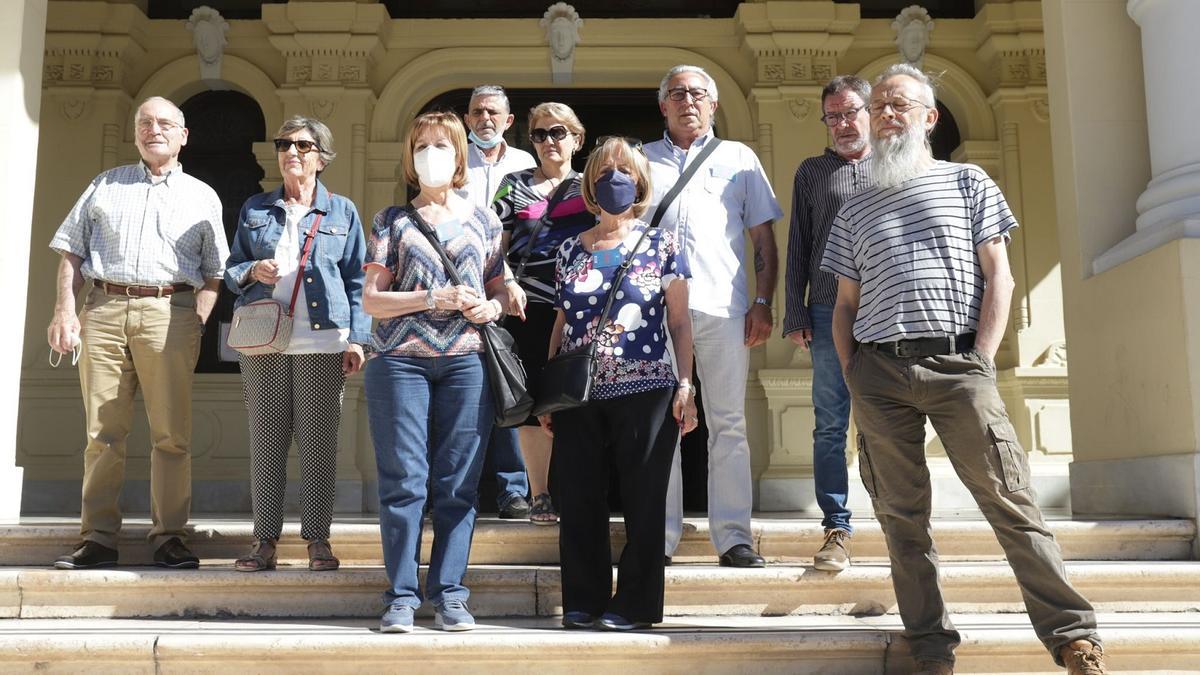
[362,111,510,634]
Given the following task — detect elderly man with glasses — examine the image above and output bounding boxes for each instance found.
[644,64,783,569]
[782,74,875,573]
[47,96,228,571]
[820,64,1107,675]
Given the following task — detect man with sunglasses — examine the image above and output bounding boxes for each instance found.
[645,65,783,569]
[46,96,228,571]
[782,75,875,573]
[820,64,1107,675]
[462,84,537,519]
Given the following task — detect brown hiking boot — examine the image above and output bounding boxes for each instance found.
[813,528,851,571]
[1061,640,1107,675]
[913,659,954,675]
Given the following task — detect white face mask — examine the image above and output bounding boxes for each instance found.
[48,330,81,368]
[413,146,457,188]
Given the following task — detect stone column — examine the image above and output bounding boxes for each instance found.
[0,0,48,520]
[1044,0,1200,538]
[1092,0,1200,273]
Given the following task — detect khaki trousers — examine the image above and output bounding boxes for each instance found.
[846,347,1100,667]
[77,286,202,549]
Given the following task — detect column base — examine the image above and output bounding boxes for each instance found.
[0,464,24,522]
[1092,216,1200,275]
[1071,452,1200,518]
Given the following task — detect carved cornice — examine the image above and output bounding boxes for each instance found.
[42,34,145,90]
[975,1,1046,88]
[263,2,389,87]
[735,2,859,87]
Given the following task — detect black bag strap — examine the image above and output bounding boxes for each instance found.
[512,172,576,281]
[648,137,723,229]
[583,222,654,343]
[406,205,470,289]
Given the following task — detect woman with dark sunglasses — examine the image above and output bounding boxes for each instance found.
[489,102,594,525]
[223,116,371,573]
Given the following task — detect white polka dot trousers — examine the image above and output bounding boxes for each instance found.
[239,352,347,542]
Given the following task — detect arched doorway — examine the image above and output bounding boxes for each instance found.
[178,90,266,373]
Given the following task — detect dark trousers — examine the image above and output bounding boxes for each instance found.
[847,347,1100,667]
[552,386,679,624]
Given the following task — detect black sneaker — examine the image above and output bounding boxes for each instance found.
[53,541,118,569]
[153,537,200,569]
[497,494,531,519]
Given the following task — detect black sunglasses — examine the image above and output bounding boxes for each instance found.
[529,126,571,144]
[594,135,644,152]
[274,138,321,154]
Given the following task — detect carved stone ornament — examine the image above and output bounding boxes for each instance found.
[540,3,582,85]
[311,98,337,120]
[186,6,230,81]
[1033,341,1068,367]
[892,5,934,70]
[62,98,87,121]
[1031,97,1050,123]
[788,98,812,122]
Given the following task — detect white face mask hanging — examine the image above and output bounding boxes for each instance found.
[49,330,81,368]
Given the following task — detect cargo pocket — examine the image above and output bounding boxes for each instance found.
[856,433,879,498]
[988,420,1029,492]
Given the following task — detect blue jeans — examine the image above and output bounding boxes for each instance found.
[485,426,529,508]
[365,353,493,608]
[809,304,853,533]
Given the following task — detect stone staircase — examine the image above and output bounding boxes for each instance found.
[0,516,1197,673]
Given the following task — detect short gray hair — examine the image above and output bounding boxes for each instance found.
[821,75,871,109]
[658,65,719,103]
[874,63,936,107]
[134,96,185,126]
[469,85,511,114]
[276,115,337,166]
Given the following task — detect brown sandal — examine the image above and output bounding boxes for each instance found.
[234,539,277,572]
[307,540,340,571]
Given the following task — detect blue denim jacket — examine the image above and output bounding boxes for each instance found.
[224,182,371,345]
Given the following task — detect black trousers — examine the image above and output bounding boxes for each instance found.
[552,386,679,624]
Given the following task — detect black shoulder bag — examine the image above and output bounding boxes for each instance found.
[408,206,534,428]
[531,138,724,416]
[510,172,577,284]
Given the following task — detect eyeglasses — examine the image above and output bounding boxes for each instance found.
[594,135,643,151]
[529,126,571,144]
[274,138,321,154]
[666,87,710,103]
[868,97,928,116]
[136,117,181,133]
[820,106,866,127]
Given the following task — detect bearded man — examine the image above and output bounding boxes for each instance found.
[818,64,1108,675]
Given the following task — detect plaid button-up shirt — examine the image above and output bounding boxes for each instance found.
[50,162,228,287]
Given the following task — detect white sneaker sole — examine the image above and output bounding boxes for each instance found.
[813,558,850,572]
[379,621,414,634]
[435,615,476,631]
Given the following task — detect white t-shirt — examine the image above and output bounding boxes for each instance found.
[272,204,349,354]
[463,141,537,209]
[644,131,783,318]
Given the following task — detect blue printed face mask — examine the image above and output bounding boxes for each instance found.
[469,130,503,150]
[594,169,638,215]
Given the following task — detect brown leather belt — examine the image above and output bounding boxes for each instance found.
[100,282,193,298]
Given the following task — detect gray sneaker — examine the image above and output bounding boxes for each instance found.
[813,528,851,571]
[380,603,415,633]
[435,598,476,631]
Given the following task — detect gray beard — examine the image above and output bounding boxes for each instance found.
[872,123,932,188]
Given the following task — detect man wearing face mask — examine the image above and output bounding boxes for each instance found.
[644,65,783,569]
[463,85,537,210]
[462,84,538,519]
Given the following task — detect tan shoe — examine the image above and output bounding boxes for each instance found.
[307,539,340,572]
[1060,640,1107,675]
[813,528,851,571]
[913,659,954,675]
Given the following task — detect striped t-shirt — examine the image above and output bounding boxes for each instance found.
[819,161,1017,343]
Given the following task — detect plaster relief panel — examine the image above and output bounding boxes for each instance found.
[1035,403,1073,455]
[779,406,816,462]
[759,58,785,83]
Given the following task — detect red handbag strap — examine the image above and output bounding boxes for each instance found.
[287,212,323,317]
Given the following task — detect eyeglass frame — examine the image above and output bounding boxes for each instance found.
[867,97,929,117]
[529,125,572,144]
[273,138,322,154]
[666,87,710,103]
[819,106,867,127]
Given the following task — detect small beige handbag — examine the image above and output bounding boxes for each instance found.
[227,213,323,356]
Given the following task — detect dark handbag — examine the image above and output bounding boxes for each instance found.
[532,225,653,417]
[533,139,723,416]
[408,207,534,428]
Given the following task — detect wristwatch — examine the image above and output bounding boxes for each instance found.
[754,297,772,308]
[676,379,696,396]
[424,289,436,310]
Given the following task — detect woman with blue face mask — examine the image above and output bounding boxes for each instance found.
[362,111,510,634]
[537,137,698,631]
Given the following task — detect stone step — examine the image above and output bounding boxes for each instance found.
[4,561,1199,620]
[2,516,1192,566]
[0,613,1193,674]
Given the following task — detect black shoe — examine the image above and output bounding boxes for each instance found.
[561,611,596,629]
[719,544,765,568]
[597,613,651,631]
[498,494,531,519]
[664,555,672,566]
[154,537,199,569]
[53,541,118,569]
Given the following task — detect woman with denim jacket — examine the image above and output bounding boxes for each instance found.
[223,116,371,573]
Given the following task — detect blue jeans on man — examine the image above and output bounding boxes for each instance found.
[809,303,852,533]
[365,353,493,609]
